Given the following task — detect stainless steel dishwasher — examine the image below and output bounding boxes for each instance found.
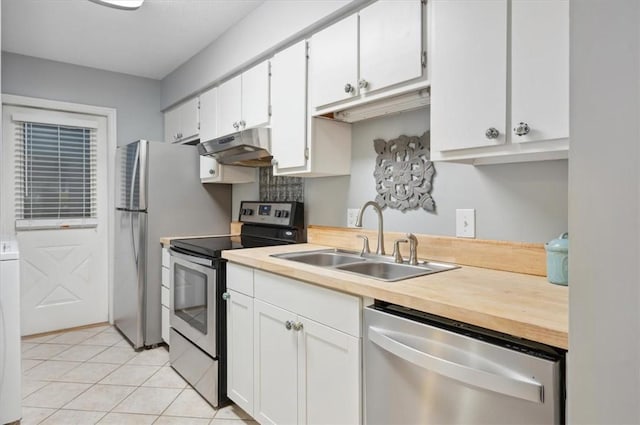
[364,302,565,424]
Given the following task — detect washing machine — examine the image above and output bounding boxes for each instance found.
[0,240,20,424]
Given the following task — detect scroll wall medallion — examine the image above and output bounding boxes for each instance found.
[373,132,435,212]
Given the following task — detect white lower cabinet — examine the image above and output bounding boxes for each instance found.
[161,247,171,346]
[225,263,362,424]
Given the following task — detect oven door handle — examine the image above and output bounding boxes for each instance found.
[170,249,214,267]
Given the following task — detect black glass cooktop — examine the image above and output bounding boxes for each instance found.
[170,234,298,259]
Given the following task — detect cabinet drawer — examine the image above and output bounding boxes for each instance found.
[227,263,254,296]
[162,306,170,345]
[162,266,170,288]
[161,286,170,307]
[162,248,170,268]
[254,270,361,337]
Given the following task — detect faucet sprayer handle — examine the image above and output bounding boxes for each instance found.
[392,239,409,264]
[356,234,371,256]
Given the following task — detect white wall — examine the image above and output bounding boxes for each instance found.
[2,52,162,146]
[161,0,363,108]
[568,1,640,423]
[234,108,568,243]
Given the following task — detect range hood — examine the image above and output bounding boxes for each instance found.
[198,127,272,167]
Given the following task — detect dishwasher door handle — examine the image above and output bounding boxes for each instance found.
[368,327,544,403]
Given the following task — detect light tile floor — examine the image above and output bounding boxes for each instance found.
[20,324,256,425]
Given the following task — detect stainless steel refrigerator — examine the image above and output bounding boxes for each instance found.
[114,140,231,349]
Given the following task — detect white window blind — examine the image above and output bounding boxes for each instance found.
[15,121,98,230]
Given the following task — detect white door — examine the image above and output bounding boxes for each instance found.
[309,14,358,109]
[179,97,200,142]
[359,0,424,94]
[241,60,271,130]
[227,289,254,415]
[430,0,508,151]
[271,40,308,171]
[199,87,218,142]
[2,105,109,335]
[297,317,361,425]
[253,299,297,425]
[217,75,242,137]
[511,0,569,144]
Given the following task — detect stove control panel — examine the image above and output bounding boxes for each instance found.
[239,201,304,228]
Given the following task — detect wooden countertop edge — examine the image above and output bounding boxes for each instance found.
[222,244,568,350]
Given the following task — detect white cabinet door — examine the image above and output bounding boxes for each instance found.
[242,60,271,130]
[310,14,358,109]
[511,0,569,144]
[227,290,255,416]
[180,97,200,142]
[199,156,218,181]
[161,306,170,345]
[218,75,242,137]
[271,40,308,170]
[430,0,508,151]
[199,87,217,142]
[164,107,180,143]
[359,0,423,94]
[297,317,361,425]
[253,300,298,425]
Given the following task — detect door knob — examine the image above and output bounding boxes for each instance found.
[233,121,239,130]
[513,122,531,136]
[285,320,294,330]
[485,128,500,140]
[292,322,304,331]
[358,79,369,89]
[344,83,355,94]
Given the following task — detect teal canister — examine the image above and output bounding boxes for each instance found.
[545,233,569,285]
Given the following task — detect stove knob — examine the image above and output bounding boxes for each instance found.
[246,208,254,216]
[282,210,290,218]
[275,210,282,218]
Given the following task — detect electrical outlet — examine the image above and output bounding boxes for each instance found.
[347,208,360,228]
[456,209,476,238]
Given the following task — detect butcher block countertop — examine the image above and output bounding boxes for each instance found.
[222,243,569,349]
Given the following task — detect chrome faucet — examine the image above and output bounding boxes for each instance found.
[355,201,385,255]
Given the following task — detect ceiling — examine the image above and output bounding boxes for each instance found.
[1,0,265,80]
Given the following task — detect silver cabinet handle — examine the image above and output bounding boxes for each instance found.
[239,120,246,128]
[271,158,278,166]
[513,122,530,136]
[344,83,355,94]
[285,320,294,330]
[368,327,543,403]
[293,322,303,331]
[233,121,239,130]
[358,79,369,89]
[222,292,230,301]
[209,169,215,175]
[485,128,500,140]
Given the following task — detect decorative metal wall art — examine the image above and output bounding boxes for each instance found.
[259,166,304,202]
[373,132,435,212]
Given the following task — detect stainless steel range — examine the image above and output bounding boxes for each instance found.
[168,201,304,407]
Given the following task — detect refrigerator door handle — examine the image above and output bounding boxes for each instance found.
[368,326,544,403]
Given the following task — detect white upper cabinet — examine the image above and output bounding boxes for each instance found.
[217,75,242,137]
[217,60,270,137]
[271,40,352,177]
[430,0,508,151]
[309,14,359,108]
[199,86,218,143]
[359,0,423,94]
[310,0,425,112]
[430,0,569,164]
[164,97,200,144]
[511,0,569,144]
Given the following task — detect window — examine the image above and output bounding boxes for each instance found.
[15,121,97,229]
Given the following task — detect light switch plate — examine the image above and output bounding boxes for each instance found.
[347,208,360,228]
[456,209,476,238]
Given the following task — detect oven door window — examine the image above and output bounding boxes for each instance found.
[173,263,208,334]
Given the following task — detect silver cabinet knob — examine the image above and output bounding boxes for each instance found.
[344,83,355,94]
[271,158,278,166]
[239,120,246,128]
[292,322,303,331]
[178,132,183,139]
[209,169,215,175]
[358,79,368,89]
[513,122,530,136]
[232,121,239,130]
[285,320,294,330]
[485,128,500,140]
[222,292,230,301]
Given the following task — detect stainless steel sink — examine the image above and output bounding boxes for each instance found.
[271,249,458,282]
[272,250,366,267]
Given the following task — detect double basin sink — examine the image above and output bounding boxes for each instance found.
[271,249,458,282]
